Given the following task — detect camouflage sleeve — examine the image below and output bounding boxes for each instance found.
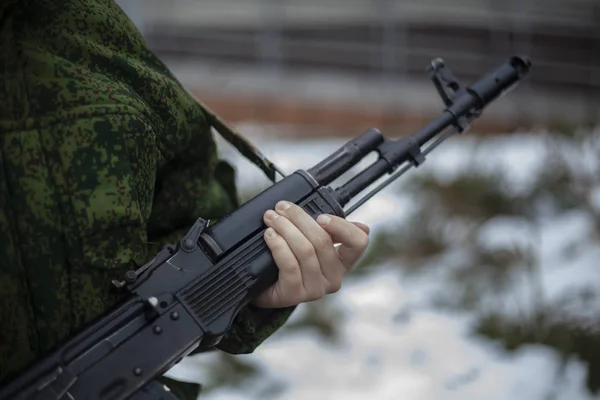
[216,303,296,355]
[0,2,294,388]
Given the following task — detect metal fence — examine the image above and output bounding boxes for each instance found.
[118,0,600,124]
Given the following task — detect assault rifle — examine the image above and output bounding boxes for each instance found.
[0,55,532,400]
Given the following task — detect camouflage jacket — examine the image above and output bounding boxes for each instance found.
[0,0,294,398]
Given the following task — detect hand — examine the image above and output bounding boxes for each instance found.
[252,200,370,309]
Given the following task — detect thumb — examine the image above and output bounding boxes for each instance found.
[317,215,371,269]
[351,221,370,235]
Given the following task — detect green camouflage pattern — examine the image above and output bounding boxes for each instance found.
[0,0,295,397]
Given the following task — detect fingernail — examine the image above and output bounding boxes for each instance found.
[265,210,279,220]
[265,227,277,238]
[317,214,331,225]
[276,201,291,211]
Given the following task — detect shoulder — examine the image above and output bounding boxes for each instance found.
[0,0,212,162]
[0,1,152,128]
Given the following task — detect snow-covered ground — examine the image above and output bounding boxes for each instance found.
[164,125,600,400]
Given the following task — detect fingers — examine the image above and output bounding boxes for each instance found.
[316,214,370,269]
[267,202,348,294]
[263,206,329,300]
[262,227,303,293]
[259,201,371,308]
[272,202,345,290]
[351,221,371,235]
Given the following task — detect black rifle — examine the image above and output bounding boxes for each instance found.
[0,55,532,400]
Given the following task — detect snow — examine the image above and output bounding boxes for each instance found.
[165,127,599,399]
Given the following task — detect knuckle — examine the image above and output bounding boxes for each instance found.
[280,202,300,217]
[356,232,370,249]
[297,293,311,304]
[268,234,285,250]
[281,259,301,274]
[289,203,303,214]
[283,281,304,303]
[288,275,304,294]
[328,279,342,294]
[312,233,333,252]
[294,286,308,303]
[316,279,329,298]
[270,214,286,228]
[306,287,325,302]
[298,241,317,259]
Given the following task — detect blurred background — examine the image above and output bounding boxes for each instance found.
[117,1,599,399]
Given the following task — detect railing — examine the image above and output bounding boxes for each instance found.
[117,0,600,124]
[145,24,599,97]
